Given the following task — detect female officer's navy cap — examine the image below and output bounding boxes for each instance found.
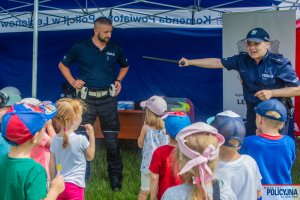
[245,27,270,42]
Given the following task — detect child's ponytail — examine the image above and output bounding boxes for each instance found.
[62,125,69,149]
[55,98,85,148]
[145,108,164,130]
[191,183,209,200]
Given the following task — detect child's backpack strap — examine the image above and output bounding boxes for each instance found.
[212,179,220,200]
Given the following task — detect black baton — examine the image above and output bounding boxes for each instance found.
[142,56,185,65]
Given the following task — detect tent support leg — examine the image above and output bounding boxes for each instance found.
[32,0,38,98]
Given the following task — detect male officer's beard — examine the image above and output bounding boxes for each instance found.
[97,35,109,43]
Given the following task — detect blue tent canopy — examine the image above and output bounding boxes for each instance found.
[0,0,291,121]
[1,0,280,11]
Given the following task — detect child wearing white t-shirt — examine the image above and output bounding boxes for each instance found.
[209,110,262,200]
[50,98,95,200]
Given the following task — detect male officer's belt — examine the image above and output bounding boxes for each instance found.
[88,90,108,98]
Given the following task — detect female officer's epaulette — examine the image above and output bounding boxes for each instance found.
[239,52,248,56]
[238,52,252,61]
[270,54,287,65]
[239,51,249,58]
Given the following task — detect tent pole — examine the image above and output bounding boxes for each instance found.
[32,0,39,98]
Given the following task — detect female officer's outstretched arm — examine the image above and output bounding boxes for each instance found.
[179,57,224,69]
[255,86,300,101]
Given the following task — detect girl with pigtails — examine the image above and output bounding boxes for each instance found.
[50,98,95,200]
[162,122,237,200]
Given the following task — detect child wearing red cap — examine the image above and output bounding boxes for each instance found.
[138,96,170,200]
[0,102,64,200]
[149,111,191,200]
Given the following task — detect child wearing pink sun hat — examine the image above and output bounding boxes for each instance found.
[162,122,237,200]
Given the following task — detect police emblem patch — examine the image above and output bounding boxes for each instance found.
[251,30,257,35]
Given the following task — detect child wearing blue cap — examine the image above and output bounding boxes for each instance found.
[0,102,65,200]
[149,111,191,200]
[209,110,262,200]
[240,99,296,184]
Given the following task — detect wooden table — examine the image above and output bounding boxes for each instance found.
[93,110,145,139]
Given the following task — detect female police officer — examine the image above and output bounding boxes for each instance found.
[179,27,300,136]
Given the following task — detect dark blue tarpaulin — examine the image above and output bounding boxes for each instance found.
[0,0,280,121]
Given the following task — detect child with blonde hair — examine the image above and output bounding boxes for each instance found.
[138,96,170,200]
[149,111,191,200]
[50,98,95,200]
[162,122,237,200]
[240,99,295,184]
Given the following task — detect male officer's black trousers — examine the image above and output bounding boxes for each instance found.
[80,93,123,189]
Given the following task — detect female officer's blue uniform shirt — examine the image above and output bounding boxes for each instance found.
[221,52,300,104]
[220,52,300,136]
[61,38,129,89]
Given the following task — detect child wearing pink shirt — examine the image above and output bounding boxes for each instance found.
[22,98,57,181]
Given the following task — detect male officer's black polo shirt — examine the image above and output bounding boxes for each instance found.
[61,37,128,89]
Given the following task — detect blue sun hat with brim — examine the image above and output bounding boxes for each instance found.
[164,111,191,139]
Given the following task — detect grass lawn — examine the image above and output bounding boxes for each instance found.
[85,139,300,200]
[85,141,141,200]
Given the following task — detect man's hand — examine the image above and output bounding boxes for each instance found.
[71,79,85,90]
[255,90,273,101]
[114,80,122,96]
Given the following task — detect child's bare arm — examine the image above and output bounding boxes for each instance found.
[150,172,159,200]
[257,189,262,199]
[137,125,147,148]
[44,175,65,200]
[46,120,56,137]
[84,124,95,161]
[49,153,56,181]
[45,120,56,148]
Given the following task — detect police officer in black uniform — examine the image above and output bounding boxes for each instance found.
[179,27,300,136]
[58,17,129,191]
